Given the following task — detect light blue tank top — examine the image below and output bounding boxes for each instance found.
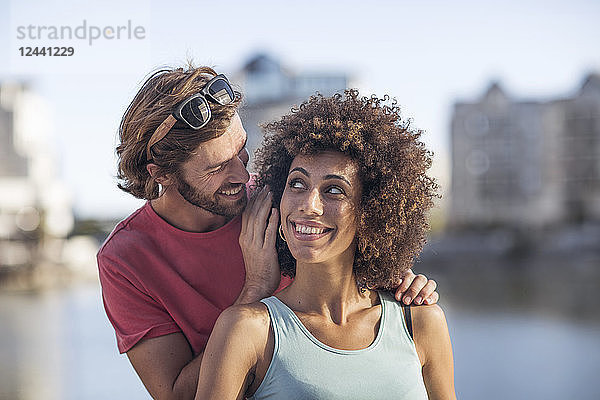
[251,291,428,399]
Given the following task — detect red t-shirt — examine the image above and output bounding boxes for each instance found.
[97,202,290,354]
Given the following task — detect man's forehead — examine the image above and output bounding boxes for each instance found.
[195,114,246,165]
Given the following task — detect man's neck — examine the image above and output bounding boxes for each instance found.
[150,191,229,233]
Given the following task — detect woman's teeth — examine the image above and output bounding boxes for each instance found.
[294,224,326,234]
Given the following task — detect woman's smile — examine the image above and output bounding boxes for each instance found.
[280,151,361,264]
[289,220,334,241]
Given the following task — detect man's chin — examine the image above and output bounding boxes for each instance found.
[207,196,247,218]
[177,178,249,218]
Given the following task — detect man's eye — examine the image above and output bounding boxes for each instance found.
[209,165,224,174]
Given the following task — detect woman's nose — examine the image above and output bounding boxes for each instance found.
[300,189,323,215]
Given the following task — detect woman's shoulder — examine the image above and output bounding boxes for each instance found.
[410,303,449,341]
[216,301,271,333]
[409,304,452,366]
[410,303,447,328]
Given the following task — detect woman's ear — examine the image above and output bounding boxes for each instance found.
[146,163,175,186]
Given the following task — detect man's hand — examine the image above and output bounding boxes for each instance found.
[238,186,281,303]
[394,269,439,305]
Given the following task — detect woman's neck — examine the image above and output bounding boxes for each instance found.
[278,254,376,325]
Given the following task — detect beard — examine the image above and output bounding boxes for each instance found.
[176,175,247,218]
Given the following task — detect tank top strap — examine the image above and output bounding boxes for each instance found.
[260,295,298,331]
[261,295,314,356]
[259,296,286,356]
[377,291,417,347]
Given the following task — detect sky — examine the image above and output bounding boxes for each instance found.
[1,0,599,219]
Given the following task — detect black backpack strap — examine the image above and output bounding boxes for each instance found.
[402,303,413,340]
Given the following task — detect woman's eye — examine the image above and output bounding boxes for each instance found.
[327,186,344,195]
[289,179,305,189]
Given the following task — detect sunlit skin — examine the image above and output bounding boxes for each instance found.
[148,113,250,233]
[280,152,361,269]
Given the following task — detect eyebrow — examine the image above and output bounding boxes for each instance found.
[207,136,248,170]
[289,167,352,186]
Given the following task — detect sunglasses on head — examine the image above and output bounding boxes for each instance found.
[146,74,236,161]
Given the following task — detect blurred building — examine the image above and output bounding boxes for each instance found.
[0,82,73,269]
[450,74,600,229]
[234,53,348,165]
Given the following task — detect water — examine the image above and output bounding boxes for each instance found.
[1,283,599,400]
[0,284,147,400]
[446,308,600,399]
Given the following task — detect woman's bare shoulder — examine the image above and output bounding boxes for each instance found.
[216,302,271,334]
[410,303,447,329]
[215,302,270,340]
[409,306,456,397]
[409,304,452,366]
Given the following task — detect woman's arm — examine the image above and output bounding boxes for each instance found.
[194,303,271,400]
[411,304,457,400]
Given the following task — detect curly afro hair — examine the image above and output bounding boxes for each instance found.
[253,89,439,290]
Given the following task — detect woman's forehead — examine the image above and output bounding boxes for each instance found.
[290,151,359,180]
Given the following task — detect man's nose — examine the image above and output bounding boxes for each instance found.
[228,153,250,184]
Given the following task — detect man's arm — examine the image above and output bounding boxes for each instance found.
[125,269,275,400]
[127,333,201,400]
[125,277,272,400]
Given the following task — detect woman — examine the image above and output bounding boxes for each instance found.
[195,90,456,399]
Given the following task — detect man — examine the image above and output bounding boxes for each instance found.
[98,65,439,399]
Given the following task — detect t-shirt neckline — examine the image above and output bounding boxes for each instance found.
[143,201,241,238]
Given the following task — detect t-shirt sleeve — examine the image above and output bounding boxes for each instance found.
[97,252,181,353]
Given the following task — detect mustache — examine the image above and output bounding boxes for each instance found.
[218,183,246,192]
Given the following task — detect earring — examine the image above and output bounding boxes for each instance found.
[278,225,287,242]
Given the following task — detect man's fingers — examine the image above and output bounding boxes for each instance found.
[412,279,437,305]
[241,186,261,235]
[252,191,273,242]
[401,274,428,305]
[423,292,440,305]
[240,202,250,236]
[264,208,279,249]
[249,185,267,214]
[395,274,439,305]
[396,269,416,295]
[242,185,268,238]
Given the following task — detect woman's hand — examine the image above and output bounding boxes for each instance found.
[394,269,439,305]
[238,186,281,303]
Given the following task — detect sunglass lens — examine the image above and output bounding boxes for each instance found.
[181,97,210,129]
[207,79,234,105]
